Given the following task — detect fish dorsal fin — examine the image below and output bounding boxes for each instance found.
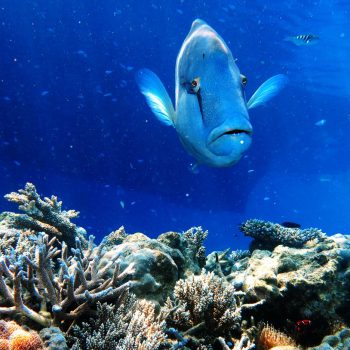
[247,74,288,109]
[190,19,207,33]
[136,69,175,126]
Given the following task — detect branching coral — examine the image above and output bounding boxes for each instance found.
[0,232,135,328]
[161,270,241,341]
[69,296,167,350]
[183,226,208,270]
[240,219,326,249]
[3,183,86,249]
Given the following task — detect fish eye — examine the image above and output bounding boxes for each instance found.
[241,74,247,87]
[189,77,200,94]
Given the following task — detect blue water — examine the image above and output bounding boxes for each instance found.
[1,0,349,251]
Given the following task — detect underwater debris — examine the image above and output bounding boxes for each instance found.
[69,297,167,350]
[240,219,326,249]
[0,232,134,327]
[3,183,87,249]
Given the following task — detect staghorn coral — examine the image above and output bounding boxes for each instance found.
[0,320,43,350]
[69,295,167,350]
[0,232,135,328]
[183,226,208,271]
[3,183,87,249]
[257,324,297,350]
[161,270,241,342]
[240,219,326,249]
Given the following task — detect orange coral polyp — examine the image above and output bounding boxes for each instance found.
[9,329,43,350]
[0,338,9,350]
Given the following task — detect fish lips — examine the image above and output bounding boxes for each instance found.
[207,122,253,156]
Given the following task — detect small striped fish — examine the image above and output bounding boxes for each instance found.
[285,34,319,46]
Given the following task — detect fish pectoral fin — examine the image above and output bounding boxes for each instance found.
[247,74,288,110]
[136,68,175,126]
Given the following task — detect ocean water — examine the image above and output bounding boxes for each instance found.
[0,0,349,252]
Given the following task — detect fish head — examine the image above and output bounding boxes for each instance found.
[175,19,252,167]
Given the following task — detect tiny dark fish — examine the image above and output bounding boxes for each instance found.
[280,221,301,229]
[285,34,319,46]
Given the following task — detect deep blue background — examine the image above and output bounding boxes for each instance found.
[1,0,350,251]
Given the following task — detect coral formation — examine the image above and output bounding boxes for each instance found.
[0,232,134,327]
[0,320,43,350]
[2,183,87,249]
[161,270,242,346]
[69,296,167,350]
[257,324,297,350]
[310,328,350,350]
[97,227,207,305]
[39,327,68,350]
[240,219,326,249]
[1,185,350,350]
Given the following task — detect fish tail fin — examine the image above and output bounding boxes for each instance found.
[135,69,175,126]
[247,74,288,110]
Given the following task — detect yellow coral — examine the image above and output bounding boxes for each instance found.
[258,324,297,350]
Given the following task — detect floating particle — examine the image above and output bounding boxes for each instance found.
[119,80,127,88]
[315,119,326,126]
[105,70,113,75]
[41,90,49,96]
[77,50,87,58]
[263,196,270,201]
[120,200,125,209]
[103,93,112,97]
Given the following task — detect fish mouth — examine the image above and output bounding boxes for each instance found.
[208,127,253,145]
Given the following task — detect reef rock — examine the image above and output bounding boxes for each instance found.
[97,227,207,304]
[218,233,350,337]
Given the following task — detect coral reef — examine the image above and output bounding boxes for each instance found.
[69,296,167,350]
[97,227,207,305]
[309,328,350,350]
[0,232,134,327]
[257,324,297,350]
[0,320,43,350]
[240,219,326,249]
[2,183,87,249]
[161,270,242,347]
[1,185,350,350]
[39,327,68,350]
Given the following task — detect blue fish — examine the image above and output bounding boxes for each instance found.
[136,19,287,167]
